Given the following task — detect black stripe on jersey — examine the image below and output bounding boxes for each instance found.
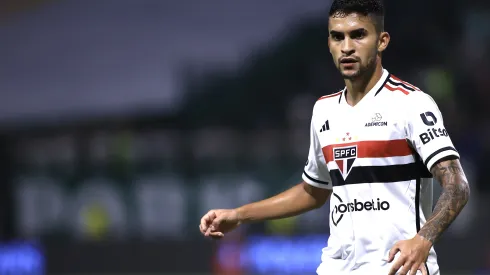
[303,170,330,185]
[338,90,343,104]
[329,162,432,186]
[424,146,459,169]
[387,79,416,92]
[374,74,391,96]
[415,178,431,275]
[415,178,421,232]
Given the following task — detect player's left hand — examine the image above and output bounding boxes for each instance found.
[387,234,432,275]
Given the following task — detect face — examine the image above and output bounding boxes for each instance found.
[328,13,389,80]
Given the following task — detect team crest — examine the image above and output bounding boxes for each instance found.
[333,145,357,180]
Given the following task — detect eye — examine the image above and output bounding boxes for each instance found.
[331,33,344,41]
[350,29,367,40]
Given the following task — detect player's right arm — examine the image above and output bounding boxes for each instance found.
[200,108,333,239]
[199,182,332,239]
[239,181,331,222]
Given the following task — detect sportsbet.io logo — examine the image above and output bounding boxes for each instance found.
[331,193,390,226]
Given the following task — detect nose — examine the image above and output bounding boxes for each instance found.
[341,38,355,56]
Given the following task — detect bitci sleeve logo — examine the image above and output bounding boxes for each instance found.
[418,111,448,145]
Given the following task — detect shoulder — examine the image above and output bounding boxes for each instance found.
[314,89,344,110]
[384,74,435,106]
[384,75,445,126]
[312,89,344,119]
[309,90,342,131]
[317,89,344,102]
[385,74,422,96]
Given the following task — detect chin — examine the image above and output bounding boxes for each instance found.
[341,70,361,80]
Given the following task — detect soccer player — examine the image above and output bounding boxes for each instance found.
[199,0,470,274]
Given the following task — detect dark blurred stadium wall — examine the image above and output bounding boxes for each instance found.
[1,1,490,275]
[0,135,14,241]
[0,0,57,18]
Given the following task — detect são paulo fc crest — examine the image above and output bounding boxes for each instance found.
[333,145,357,179]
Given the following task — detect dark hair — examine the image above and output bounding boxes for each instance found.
[329,0,385,32]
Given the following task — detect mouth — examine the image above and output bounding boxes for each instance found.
[340,57,358,64]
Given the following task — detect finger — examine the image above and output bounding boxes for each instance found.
[204,211,217,224]
[209,232,224,239]
[410,262,420,275]
[200,219,209,234]
[200,214,210,230]
[200,215,212,233]
[199,223,208,234]
[207,211,217,222]
[205,219,223,236]
[387,244,400,263]
[419,263,428,275]
[200,211,216,231]
[205,225,214,236]
[211,216,224,230]
[388,258,404,275]
[398,263,412,275]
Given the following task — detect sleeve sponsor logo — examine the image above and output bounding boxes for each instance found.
[420,111,437,126]
[419,128,449,145]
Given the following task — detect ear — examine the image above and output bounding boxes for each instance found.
[378,31,390,52]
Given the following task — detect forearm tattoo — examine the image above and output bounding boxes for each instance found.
[418,158,470,244]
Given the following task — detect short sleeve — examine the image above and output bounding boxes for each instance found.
[405,92,460,171]
[302,116,333,189]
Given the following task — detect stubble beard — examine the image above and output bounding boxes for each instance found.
[340,54,377,81]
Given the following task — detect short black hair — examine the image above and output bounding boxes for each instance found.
[329,0,385,32]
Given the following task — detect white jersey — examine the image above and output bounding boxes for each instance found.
[302,69,459,275]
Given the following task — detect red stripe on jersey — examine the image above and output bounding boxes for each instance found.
[323,139,413,163]
[390,75,421,91]
[318,91,343,101]
[385,83,410,95]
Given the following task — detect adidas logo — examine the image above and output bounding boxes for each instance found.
[320,120,330,132]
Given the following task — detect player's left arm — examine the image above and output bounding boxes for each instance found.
[409,92,471,243]
[388,92,470,275]
[418,156,470,244]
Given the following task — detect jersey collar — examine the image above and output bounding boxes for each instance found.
[339,69,390,106]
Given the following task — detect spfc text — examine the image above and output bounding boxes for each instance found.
[334,146,357,159]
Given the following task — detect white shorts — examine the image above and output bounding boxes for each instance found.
[316,258,440,275]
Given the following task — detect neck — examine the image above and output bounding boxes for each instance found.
[345,60,383,106]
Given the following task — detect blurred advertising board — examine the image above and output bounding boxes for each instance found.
[0,241,44,275]
[12,130,328,240]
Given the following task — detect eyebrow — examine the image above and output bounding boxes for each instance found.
[330,28,367,35]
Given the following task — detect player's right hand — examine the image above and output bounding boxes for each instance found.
[199,209,241,239]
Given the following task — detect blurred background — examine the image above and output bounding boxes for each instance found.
[1,0,489,274]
